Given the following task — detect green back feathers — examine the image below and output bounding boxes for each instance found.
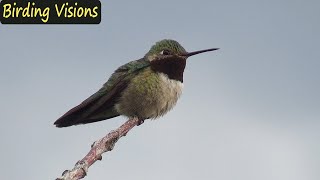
[145,39,187,57]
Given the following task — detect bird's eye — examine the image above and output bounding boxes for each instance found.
[160,49,171,55]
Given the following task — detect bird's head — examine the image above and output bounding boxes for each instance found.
[145,39,218,82]
[145,39,218,61]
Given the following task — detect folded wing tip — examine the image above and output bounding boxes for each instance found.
[54,118,72,128]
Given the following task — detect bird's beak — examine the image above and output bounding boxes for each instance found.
[181,48,219,57]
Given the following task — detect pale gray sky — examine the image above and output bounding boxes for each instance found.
[1,0,319,180]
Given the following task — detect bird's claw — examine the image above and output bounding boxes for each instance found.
[137,119,145,126]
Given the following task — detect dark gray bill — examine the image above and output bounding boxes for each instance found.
[182,48,219,57]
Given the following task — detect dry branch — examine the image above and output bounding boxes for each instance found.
[56,117,140,180]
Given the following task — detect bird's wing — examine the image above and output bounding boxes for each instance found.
[54,58,150,127]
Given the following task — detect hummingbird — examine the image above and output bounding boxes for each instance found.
[54,39,218,127]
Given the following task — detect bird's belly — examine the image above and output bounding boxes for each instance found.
[115,71,183,119]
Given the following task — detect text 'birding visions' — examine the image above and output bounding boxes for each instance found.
[0,0,101,24]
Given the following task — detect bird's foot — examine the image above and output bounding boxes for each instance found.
[137,118,145,126]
